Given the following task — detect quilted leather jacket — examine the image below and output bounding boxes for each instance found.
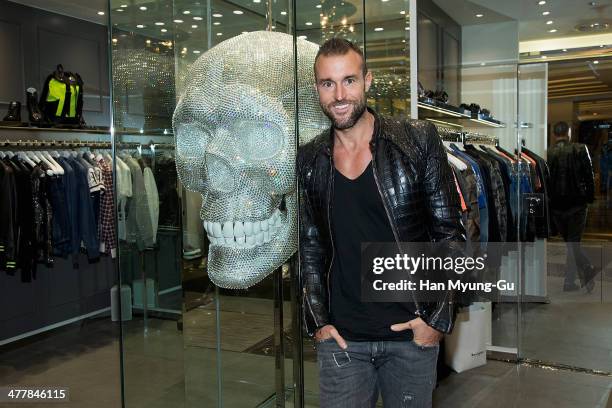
[547,139,595,207]
[297,108,466,337]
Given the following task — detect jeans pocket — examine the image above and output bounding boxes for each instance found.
[410,339,439,352]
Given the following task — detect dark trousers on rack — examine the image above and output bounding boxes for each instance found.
[551,205,591,285]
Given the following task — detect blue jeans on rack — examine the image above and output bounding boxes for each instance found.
[317,339,438,408]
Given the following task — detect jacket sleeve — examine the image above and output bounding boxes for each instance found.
[417,121,466,334]
[579,144,595,203]
[297,151,330,337]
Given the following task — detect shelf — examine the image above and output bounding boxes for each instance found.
[418,99,505,129]
[0,125,175,144]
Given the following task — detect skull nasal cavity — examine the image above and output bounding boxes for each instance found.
[206,153,235,193]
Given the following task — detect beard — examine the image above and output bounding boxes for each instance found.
[321,96,367,130]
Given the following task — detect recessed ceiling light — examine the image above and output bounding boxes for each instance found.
[316,4,322,8]
[161,28,167,32]
[374,27,384,31]
[281,11,287,15]
[112,38,117,43]
[541,55,547,58]
[194,16,203,20]
[136,24,145,28]
[405,26,410,30]
[475,13,484,18]
[116,9,124,12]
[546,20,553,24]
[538,0,546,4]
[97,11,105,15]
[305,21,313,26]
[400,10,406,15]
[254,0,261,3]
[542,11,550,15]
[193,50,201,54]
[562,48,567,51]
[213,22,220,25]
[192,25,198,28]
[271,25,276,29]
[183,10,191,14]
[120,4,128,7]
[212,13,222,18]
[548,28,557,32]
[480,62,486,66]
[382,0,389,2]
[594,60,599,64]
[174,19,184,23]
[139,6,147,11]
[593,112,599,115]
[233,10,244,15]
[242,31,249,34]
[155,22,165,26]
[146,39,151,44]
[298,35,307,40]
[216,32,223,36]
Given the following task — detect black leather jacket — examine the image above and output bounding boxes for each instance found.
[547,139,595,208]
[297,109,466,337]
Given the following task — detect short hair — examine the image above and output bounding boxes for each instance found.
[553,121,569,137]
[314,38,367,79]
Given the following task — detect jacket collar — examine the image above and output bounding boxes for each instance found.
[322,106,381,156]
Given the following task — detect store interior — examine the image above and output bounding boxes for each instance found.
[1,0,612,407]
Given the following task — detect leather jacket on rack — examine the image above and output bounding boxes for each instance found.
[297,108,466,337]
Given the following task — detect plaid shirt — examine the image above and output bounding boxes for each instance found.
[98,158,117,257]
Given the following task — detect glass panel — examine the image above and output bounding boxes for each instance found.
[109,1,185,407]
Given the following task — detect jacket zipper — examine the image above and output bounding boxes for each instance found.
[326,154,335,313]
[303,287,319,335]
[371,148,422,314]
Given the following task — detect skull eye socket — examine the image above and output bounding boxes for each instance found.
[176,122,211,159]
[236,120,283,161]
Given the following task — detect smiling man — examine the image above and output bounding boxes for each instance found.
[298,38,465,407]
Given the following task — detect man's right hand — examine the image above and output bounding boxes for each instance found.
[315,325,347,349]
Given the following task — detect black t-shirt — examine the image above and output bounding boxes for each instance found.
[330,162,415,341]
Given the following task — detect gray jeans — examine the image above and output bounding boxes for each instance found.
[317,339,438,408]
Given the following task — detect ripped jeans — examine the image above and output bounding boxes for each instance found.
[317,339,438,408]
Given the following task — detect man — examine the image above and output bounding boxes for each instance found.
[547,121,598,292]
[298,38,465,408]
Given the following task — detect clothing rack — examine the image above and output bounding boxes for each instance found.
[0,139,175,149]
[437,125,464,143]
[463,132,498,146]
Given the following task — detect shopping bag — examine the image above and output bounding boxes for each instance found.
[444,302,489,373]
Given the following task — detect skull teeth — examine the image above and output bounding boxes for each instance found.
[205,209,283,247]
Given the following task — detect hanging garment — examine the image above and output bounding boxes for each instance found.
[450,160,481,244]
[125,156,155,250]
[98,157,117,257]
[115,156,132,241]
[69,157,100,263]
[143,166,159,244]
[154,155,180,227]
[0,158,18,274]
[522,147,551,239]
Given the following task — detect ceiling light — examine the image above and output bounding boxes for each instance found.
[305,21,313,26]
[139,6,147,11]
[542,55,547,59]
[298,35,307,40]
[233,10,244,15]
[212,13,222,18]
[214,21,221,25]
[600,44,605,47]
[194,16,203,20]
[116,9,124,12]
[594,60,599,64]
[183,10,191,14]
[242,31,248,34]
[174,19,184,23]
[538,0,546,4]
[475,13,484,18]
[480,62,486,66]
[192,24,198,28]
[562,48,567,51]
[161,28,167,32]
[382,0,389,2]
[281,11,287,15]
[193,50,201,54]
[120,4,128,7]
[146,40,151,44]
[405,26,410,30]
[400,10,406,15]
[316,4,322,8]
[271,25,276,29]
[217,32,223,36]
[97,11,105,15]
[593,112,599,115]
[542,11,550,15]
[548,28,557,32]
[112,38,117,43]
[136,24,145,28]
[546,20,553,24]
[155,22,164,26]
[374,27,384,31]
[254,0,261,2]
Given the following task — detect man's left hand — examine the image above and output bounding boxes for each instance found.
[390,317,443,346]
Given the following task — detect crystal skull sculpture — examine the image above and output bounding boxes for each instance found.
[173,31,329,289]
